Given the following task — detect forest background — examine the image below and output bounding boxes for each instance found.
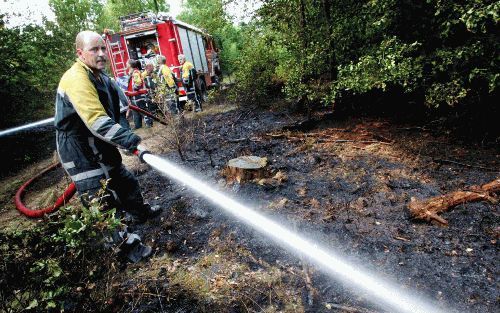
[0,0,498,137]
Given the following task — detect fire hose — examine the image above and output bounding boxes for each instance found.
[14,149,147,218]
[15,163,77,218]
[12,106,163,217]
[128,104,168,126]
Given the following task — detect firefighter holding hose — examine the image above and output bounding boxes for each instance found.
[54,31,161,262]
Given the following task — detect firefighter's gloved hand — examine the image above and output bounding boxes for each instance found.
[136,144,151,163]
[182,77,189,85]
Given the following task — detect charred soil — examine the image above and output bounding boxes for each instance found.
[1,102,498,313]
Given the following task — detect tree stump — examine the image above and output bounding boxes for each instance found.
[223,156,268,183]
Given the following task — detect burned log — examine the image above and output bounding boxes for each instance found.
[409,178,500,225]
[223,156,268,183]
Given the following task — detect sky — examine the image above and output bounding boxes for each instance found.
[0,0,260,28]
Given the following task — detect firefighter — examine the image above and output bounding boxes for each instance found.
[110,78,131,130]
[178,54,202,112]
[141,63,158,115]
[126,59,153,128]
[157,55,179,113]
[141,63,156,90]
[54,31,161,262]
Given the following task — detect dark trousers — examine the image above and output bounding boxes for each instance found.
[131,97,153,129]
[79,164,150,220]
[185,85,201,111]
[119,112,130,130]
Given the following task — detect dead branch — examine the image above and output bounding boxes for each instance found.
[325,303,378,313]
[264,132,391,146]
[433,158,499,172]
[302,263,317,307]
[394,236,411,242]
[326,139,390,145]
[409,178,500,225]
[227,138,248,143]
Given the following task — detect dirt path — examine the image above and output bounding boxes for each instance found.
[2,103,498,312]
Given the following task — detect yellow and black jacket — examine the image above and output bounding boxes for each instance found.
[159,64,176,88]
[55,59,140,191]
[180,61,198,86]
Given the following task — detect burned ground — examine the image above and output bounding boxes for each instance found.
[1,103,498,313]
[124,105,498,313]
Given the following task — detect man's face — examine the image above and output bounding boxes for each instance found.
[178,56,185,65]
[77,36,107,72]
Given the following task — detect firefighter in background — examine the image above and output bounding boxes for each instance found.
[157,55,179,113]
[141,63,156,90]
[54,31,162,262]
[141,63,158,115]
[125,59,153,128]
[110,78,131,130]
[178,54,202,112]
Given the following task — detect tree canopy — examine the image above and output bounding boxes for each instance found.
[0,0,498,131]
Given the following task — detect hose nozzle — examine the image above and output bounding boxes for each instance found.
[134,145,151,162]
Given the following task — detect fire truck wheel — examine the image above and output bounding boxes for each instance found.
[198,79,208,103]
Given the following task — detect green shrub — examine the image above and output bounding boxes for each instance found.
[0,198,120,312]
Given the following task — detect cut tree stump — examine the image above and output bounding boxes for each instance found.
[409,178,500,225]
[223,156,268,183]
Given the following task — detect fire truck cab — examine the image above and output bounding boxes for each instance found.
[104,12,221,103]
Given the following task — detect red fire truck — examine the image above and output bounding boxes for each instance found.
[104,12,221,103]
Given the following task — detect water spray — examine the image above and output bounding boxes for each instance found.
[0,117,54,137]
[138,151,448,313]
[0,105,164,139]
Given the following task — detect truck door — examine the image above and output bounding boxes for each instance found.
[177,27,207,73]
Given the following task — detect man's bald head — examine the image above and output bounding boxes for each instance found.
[75,30,108,74]
[75,31,102,50]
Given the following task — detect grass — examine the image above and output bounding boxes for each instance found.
[124,232,305,312]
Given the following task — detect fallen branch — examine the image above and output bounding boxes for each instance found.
[409,178,500,225]
[265,132,391,146]
[433,158,499,172]
[394,236,411,242]
[227,138,248,143]
[302,263,316,307]
[326,139,390,145]
[325,303,378,313]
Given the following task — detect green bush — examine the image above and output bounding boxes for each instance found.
[0,199,120,312]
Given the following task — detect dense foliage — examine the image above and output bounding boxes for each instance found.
[0,19,68,127]
[0,1,169,128]
[177,0,245,76]
[230,0,498,115]
[1,0,498,128]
